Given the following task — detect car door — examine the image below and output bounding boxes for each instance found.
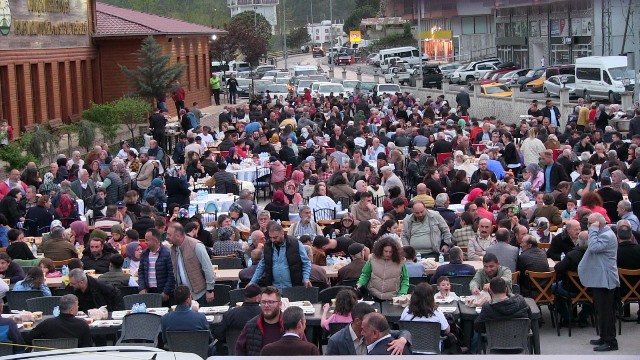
[548,77,559,96]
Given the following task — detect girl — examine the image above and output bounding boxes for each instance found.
[39,258,62,278]
[13,267,51,296]
[321,288,357,331]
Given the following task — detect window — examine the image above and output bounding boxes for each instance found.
[603,71,612,85]
[411,50,419,57]
[0,66,10,123]
[186,56,191,91]
[44,63,54,119]
[512,22,527,37]
[58,62,69,120]
[513,7,527,16]
[576,67,601,81]
[475,16,487,34]
[69,61,78,114]
[30,64,40,123]
[572,0,591,11]
[15,65,26,130]
[462,17,475,35]
[496,8,510,17]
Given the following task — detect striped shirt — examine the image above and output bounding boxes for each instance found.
[148,249,160,288]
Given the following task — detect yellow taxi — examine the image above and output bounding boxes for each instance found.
[525,76,545,92]
[480,82,513,97]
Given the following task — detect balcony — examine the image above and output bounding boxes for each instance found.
[227,0,279,6]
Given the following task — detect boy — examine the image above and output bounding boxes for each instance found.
[435,276,460,301]
[561,199,577,222]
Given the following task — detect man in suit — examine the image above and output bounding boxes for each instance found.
[260,306,320,355]
[326,302,411,355]
[540,149,569,194]
[362,312,412,355]
[486,228,519,272]
[70,169,96,205]
[578,213,619,351]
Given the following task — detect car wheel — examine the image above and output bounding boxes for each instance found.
[544,88,550,98]
[608,91,617,104]
[584,91,592,103]
[465,76,474,84]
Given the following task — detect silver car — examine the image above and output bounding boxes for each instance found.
[342,80,360,95]
[543,75,577,98]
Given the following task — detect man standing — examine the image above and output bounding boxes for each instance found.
[68,269,121,312]
[171,81,186,113]
[160,285,211,350]
[227,73,239,105]
[540,149,570,194]
[578,213,619,352]
[260,306,320,355]
[23,294,93,348]
[249,223,312,290]
[149,108,167,147]
[469,253,513,295]
[210,73,221,106]
[455,87,471,116]
[138,228,174,306]
[350,192,379,226]
[401,201,451,258]
[167,223,216,305]
[327,302,412,355]
[486,228,519,272]
[542,99,561,127]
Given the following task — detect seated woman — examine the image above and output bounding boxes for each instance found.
[263,190,290,222]
[212,226,243,257]
[186,159,206,182]
[13,267,51,296]
[350,220,375,250]
[6,229,36,261]
[53,193,79,228]
[399,282,450,350]
[144,178,167,209]
[574,191,611,223]
[321,288,357,331]
[356,237,409,301]
[329,174,355,202]
[123,242,142,276]
[308,182,337,220]
[333,213,356,237]
[375,219,401,243]
[39,258,61,278]
[166,166,191,207]
[522,164,544,192]
[228,203,252,231]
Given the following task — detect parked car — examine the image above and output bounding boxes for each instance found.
[516,67,545,91]
[236,78,253,98]
[354,81,378,96]
[422,64,443,89]
[384,63,417,85]
[254,65,275,78]
[374,83,401,95]
[498,68,530,87]
[315,82,346,97]
[448,58,502,84]
[439,63,462,76]
[342,80,360,94]
[478,63,520,85]
[544,74,577,98]
[525,76,546,93]
[480,83,513,97]
[296,79,317,96]
[367,53,380,66]
[312,47,325,57]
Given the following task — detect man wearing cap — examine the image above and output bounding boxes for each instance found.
[337,243,369,284]
[42,226,78,261]
[215,283,263,343]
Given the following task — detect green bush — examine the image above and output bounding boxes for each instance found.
[0,134,37,171]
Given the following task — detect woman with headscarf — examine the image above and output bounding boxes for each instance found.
[298,139,316,159]
[186,159,206,182]
[283,180,303,207]
[228,202,251,230]
[212,226,243,256]
[225,146,243,164]
[114,160,132,192]
[165,165,191,207]
[264,190,290,222]
[143,177,167,208]
[70,220,89,245]
[39,172,59,196]
[611,170,631,195]
[595,103,609,131]
[123,241,143,275]
[298,126,313,144]
[108,224,125,253]
[523,163,544,192]
[54,193,79,228]
[88,160,102,183]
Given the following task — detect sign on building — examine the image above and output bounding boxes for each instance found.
[349,30,361,43]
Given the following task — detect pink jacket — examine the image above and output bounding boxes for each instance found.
[270,161,286,183]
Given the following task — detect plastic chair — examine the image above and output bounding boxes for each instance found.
[211,257,243,269]
[525,271,556,329]
[166,330,210,359]
[282,286,319,303]
[449,276,474,296]
[313,208,336,222]
[484,318,531,354]
[211,284,232,306]
[123,293,163,310]
[397,321,443,354]
[319,286,357,304]
[26,296,62,315]
[116,312,162,347]
[229,289,245,306]
[253,167,272,201]
[409,277,430,286]
[32,338,78,352]
[0,343,13,355]
[226,328,242,355]
[118,286,140,297]
[6,290,43,311]
[436,152,452,165]
[204,201,218,214]
[617,268,640,335]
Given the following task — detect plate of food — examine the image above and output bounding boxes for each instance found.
[439,306,458,313]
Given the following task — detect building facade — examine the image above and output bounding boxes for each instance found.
[306,20,345,46]
[227,0,278,35]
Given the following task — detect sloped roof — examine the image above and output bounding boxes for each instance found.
[361,17,406,26]
[95,2,224,37]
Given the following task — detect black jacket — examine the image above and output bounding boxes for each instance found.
[0,195,22,228]
[81,250,112,274]
[548,231,576,261]
[474,294,532,333]
[73,276,122,312]
[214,302,262,341]
[628,116,640,138]
[455,91,471,109]
[7,242,36,261]
[616,241,640,296]
[541,106,561,126]
[553,247,585,293]
[596,187,623,222]
[556,157,575,182]
[431,140,452,155]
[132,216,155,237]
[166,177,191,207]
[541,162,569,192]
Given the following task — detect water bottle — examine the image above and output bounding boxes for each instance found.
[327,255,334,266]
[438,253,445,265]
[247,258,253,267]
[331,232,336,239]
[53,306,60,317]
[337,201,342,212]
[31,241,37,255]
[560,252,566,261]
[61,265,69,277]
[493,210,498,221]
[132,303,139,312]
[75,242,80,252]
[163,202,167,213]
[277,219,281,225]
[416,253,422,262]
[141,303,147,312]
[346,257,352,264]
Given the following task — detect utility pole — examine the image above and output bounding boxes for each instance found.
[283,0,288,69]
[310,0,314,46]
[330,0,333,51]
[417,0,422,81]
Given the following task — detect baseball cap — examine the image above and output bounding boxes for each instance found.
[348,243,365,256]
[50,220,63,229]
[115,201,126,208]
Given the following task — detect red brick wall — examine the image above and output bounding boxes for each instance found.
[97,35,212,117]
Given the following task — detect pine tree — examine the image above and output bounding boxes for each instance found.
[119,36,187,106]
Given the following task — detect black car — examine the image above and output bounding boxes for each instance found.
[312,48,325,57]
[422,64,443,89]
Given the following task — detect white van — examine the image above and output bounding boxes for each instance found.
[575,56,635,103]
[378,46,427,66]
[290,65,318,77]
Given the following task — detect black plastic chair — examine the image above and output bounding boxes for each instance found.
[211,257,243,269]
[123,293,163,310]
[409,277,430,286]
[319,286,357,304]
[282,286,319,303]
[226,328,242,355]
[6,290,43,311]
[313,208,336,222]
[229,289,245,306]
[26,296,62,315]
[484,318,531,354]
[118,286,140,297]
[253,167,272,201]
[328,322,350,336]
[338,279,358,287]
[398,321,443,354]
[116,313,162,347]
[211,284,232,306]
[33,338,78,352]
[449,276,474,296]
[166,330,210,359]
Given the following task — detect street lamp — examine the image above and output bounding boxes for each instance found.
[560,75,568,88]
[623,77,631,88]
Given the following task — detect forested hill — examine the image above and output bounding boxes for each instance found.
[99,0,358,28]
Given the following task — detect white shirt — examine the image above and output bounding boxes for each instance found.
[349,324,367,355]
[366,334,392,353]
[199,133,215,148]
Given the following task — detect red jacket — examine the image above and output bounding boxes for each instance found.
[172,87,185,102]
[0,180,27,200]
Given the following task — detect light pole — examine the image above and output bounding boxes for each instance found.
[283,0,288,69]
[310,0,314,47]
[416,0,422,81]
[254,5,257,27]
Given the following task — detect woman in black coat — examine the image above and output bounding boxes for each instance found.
[25,195,54,233]
[166,166,192,207]
[0,188,24,228]
[0,252,25,284]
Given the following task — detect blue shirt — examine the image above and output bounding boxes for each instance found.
[251,240,311,290]
[160,304,211,344]
[12,281,52,297]
[487,160,506,180]
[550,108,558,126]
[365,145,386,161]
[244,122,261,135]
[545,165,553,193]
[404,261,424,278]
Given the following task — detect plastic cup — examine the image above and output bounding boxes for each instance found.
[33,311,43,320]
[23,322,33,329]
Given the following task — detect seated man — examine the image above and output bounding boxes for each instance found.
[350,191,379,225]
[81,238,114,274]
[287,206,323,237]
[362,312,412,355]
[474,277,531,334]
[430,246,475,284]
[239,249,262,283]
[517,236,552,296]
[214,284,263,342]
[469,253,513,295]
[312,235,354,257]
[161,285,212,354]
[68,268,122,312]
[98,254,138,288]
[261,306,320,355]
[336,243,369,284]
[23,294,93,347]
[94,205,122,235]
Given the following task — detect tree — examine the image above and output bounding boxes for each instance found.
[113,97,151,147]
[28,125,56,164]
[210,33,239,68]
[226,11,271,66]
[82,102,119,145]
[287,27,311,49]
[58,124,78,157]
[77,120,96,153]
[343,6,377,34]
[119,36,187,106]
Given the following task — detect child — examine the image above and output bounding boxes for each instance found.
[39,258,61,278]
[321,288,357,331]
[561,199,577,222]
[435,276,460,301]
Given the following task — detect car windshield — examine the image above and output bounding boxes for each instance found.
[359,82,377,90]
[298,80,315,88]
[295,70,318,77]
[534,69,545,77]
[318,84,345,93]
[266,84,289,93]
[378,84,401,93]
[343,81,359,87]
[608,66,630,81]
[275,78,290,84]
[485,85,510,94]
[309,75,327,81]
[264,70,277,77]
[236,79,252,86]
[253,81,272,92]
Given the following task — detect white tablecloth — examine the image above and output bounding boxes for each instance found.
[76,199,84,215]
[226,165,270,183]
[190,194,236,212]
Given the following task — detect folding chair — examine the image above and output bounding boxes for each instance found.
[318,286,356,304]
[116,313,162,347]
[282,286,319,303]
[557,271,597,337]
[525,271,556,329]
[165,330,210,359]
[484,318,531,354]
[449,276,474,296]
[229,289,245,306]
[397,321,443,354]
[32,338,78,352]
[313,208,336,222]
[26,296,62,315]
[6,291,43,311]
[211,256,243,269]
[511,271,520,285]
[617,268,640,335]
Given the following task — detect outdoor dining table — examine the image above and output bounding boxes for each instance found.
[225,164,270,183]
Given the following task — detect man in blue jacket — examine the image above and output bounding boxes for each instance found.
[139,228,175,306]
[161,286,212,354]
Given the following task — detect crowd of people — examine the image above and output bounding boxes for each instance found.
[0,83,639,354]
